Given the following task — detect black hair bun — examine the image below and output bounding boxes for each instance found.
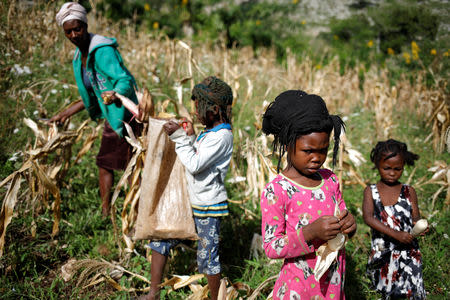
[262,90,307,136]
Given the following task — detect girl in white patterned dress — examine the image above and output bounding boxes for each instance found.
[363,139,427,299]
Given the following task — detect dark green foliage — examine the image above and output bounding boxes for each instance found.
[91,0,447,79]
[329,14,375,43]
[94,0,307,58]
[369,2,439,54]
[326,0,442,73]
[216,1,305,52]
[96,0,145,22]
[325,14,378,67]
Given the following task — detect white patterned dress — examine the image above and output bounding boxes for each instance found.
[367,184,426,299]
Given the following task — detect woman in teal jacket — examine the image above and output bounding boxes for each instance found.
[51,2,140,217]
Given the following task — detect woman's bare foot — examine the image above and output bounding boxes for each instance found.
[137,291,158,300]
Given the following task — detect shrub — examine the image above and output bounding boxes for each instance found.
[325,0,444,77]
[93,0,306,57]
[369,1,439,55]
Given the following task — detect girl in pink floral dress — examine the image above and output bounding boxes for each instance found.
[260,90,357,299]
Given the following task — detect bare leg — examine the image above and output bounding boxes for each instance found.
[99,167,113,217]
[139,251,168,300]
[207,274,221,300]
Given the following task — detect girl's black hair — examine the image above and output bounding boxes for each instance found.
[370,139,419,167]
[262,90,345,172]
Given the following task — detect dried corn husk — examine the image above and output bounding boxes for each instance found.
[61,258,77,282]
[248,275,278,300]
[313,203,348,281]
[411,219,428,237]
[160,274,205,290]
[0,173,22,257]
[415,160,449,209]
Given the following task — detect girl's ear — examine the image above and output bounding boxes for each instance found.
[212,105,222,121]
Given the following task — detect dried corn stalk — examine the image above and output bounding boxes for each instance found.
[0,118,98,257]
[66,258,151,292]
[338,133,367,189]
[0,173,21,257]
[364,79,396,140]
[240,135,278,208]
[248,275,278,300]
[425,92,449,154]
[415,160,450,209]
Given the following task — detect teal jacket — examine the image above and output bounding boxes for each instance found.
[73,34,138,137]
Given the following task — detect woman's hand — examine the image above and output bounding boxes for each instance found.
[49,112,68,125]
[163,121,181,136]
[303,215,341,242]
[101,91,119,105]
[394,231,414,244]
[48,100,85,125]
[338,209,357,236]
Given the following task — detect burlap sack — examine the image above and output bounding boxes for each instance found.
[133,117,198,240]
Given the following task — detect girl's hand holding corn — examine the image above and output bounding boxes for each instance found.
[303,215,341,242]
[181,119,194,136]
[163,119,194,136]
[337,209,357,236]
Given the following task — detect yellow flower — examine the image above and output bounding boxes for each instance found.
[182,0,188,5]
[412,49,419,60]
[333,35,339,40]
[403,52,411,64]
[430,49,437,55]
[292,0,299,4]
[444,51,449,57]
[411,41,419,53]
[256,20,261,26]
[301,20,306,25]
[153,22,159,29]
[315,64,322,69]
[144,3,150,11]
[367,40,374,48]
[387,48,395,55]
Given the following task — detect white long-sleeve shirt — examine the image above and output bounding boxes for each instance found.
[169,125,233,206]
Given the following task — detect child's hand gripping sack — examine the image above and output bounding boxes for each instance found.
[313,202,348,281]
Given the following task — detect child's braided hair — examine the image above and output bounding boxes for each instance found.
[262,90,345,172]
[370,139,419,168]
[191,76,233,124]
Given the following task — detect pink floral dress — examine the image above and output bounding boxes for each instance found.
[261,169,347,300]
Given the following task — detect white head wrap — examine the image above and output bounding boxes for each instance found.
[56,2,88,27]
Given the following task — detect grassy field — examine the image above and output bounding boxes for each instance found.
[0,1,449,299]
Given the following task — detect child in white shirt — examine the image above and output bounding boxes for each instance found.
[141,76,233,300]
